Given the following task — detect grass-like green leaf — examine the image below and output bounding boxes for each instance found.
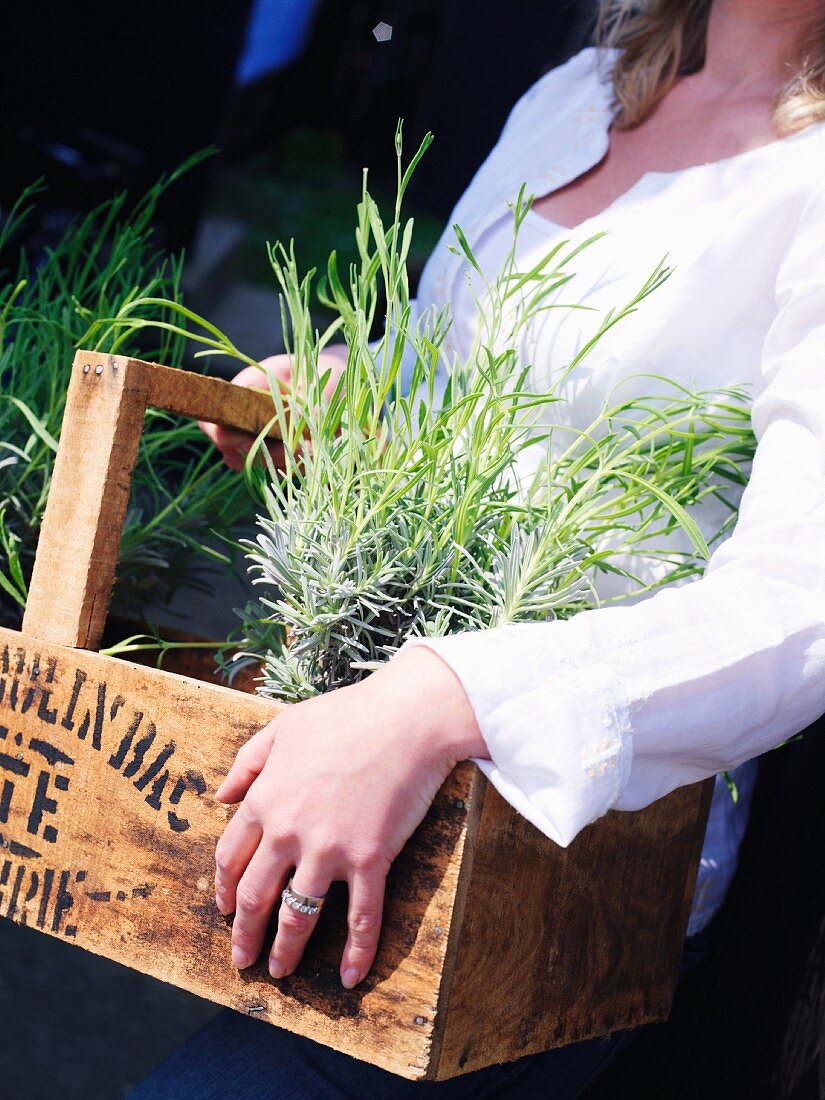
[213,132,756,701]
[0,167,257,631]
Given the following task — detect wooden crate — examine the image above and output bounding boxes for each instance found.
[0,351,712,1080]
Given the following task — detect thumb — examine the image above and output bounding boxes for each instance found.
[215,723,277,803]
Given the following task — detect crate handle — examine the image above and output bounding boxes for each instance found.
[22,351,279,651]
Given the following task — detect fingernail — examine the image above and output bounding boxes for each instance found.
[342,967,360,989]
[232,946,250,969]
[269,959,287,979]
[215,895,229,916]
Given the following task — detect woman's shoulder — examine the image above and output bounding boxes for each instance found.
[528,45,619,98]
[442,46,619,229]
[500,46,620,140]
[776,124,825,227]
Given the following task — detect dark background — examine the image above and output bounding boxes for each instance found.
[1,1,823,1097]
[2,0,589,374]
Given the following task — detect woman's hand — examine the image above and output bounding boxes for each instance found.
[213,646,488,988]
[198,346,348,471]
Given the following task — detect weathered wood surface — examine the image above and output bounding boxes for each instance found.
[22,351,278,652]
[146,356,278,435]
[431,776,713,1077]
[0,627,475,1079]
[110,619,714,1077]
[5,351,714,1080]
[22,355,149,649]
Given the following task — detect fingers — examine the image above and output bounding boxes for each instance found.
[214,803,263,917]
[268,862,332,979]
[215,725,276,804]
[256,357,293,387]
[233,364,271,388]
[197,364,272,469]
[198,420,288,473]
[230,839,291,970]
[197,356,297,471]
[339,870,385,989]
[262,438,287,472]
[197,422,255,469]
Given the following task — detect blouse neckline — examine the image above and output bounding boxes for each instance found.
[526,68,825,234]
[521,207,566,235]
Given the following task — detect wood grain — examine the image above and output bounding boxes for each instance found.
[114,620,713,1077]
[0,624,711,1079]
[22,351,279,652]
[5,350,713,1080]
[145,357,279,436]
[23,353,150,649]
[429,776,713,1078]
[0,627,475,1078]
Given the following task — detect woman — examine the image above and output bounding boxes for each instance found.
[135,0,825,1095]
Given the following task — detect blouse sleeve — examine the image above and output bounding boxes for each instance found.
[397,181,825,847]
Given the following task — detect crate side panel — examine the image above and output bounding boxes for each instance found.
[433,779,711,1077]
[0,629,475,1079]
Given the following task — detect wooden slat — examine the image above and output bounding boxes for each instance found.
[145,358,280,436]
[429,777,713,1078]
[22,352,279,652]
[22,353,151,649]
[0,620,712,1080]
[0,627,476,1079]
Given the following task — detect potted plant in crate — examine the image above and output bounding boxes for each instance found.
[209,131,754,702]
[0,131,755,1079]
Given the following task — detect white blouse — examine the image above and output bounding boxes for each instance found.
[395,46,825,933]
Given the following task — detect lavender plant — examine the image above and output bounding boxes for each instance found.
[225,128,754,701]
[94,129,753,697]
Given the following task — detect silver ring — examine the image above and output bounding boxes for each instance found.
[281,877,327,916]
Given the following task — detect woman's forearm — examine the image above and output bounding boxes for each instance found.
[363,645,491,766]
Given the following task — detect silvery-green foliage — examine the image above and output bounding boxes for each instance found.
[232,126,754,701]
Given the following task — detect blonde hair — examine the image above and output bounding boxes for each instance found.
[596,1,825,135]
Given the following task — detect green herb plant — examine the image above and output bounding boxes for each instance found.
[0,161,254,632]
[215,127,756,701]
[62,128,754,697]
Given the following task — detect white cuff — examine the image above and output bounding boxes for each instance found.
[398,624,633,847]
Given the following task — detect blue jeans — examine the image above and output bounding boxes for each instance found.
[129,1010,638,1099]
[130,930,710,1099]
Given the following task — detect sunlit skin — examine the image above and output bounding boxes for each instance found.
[200,0,821,990]
[532,0,822,229]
